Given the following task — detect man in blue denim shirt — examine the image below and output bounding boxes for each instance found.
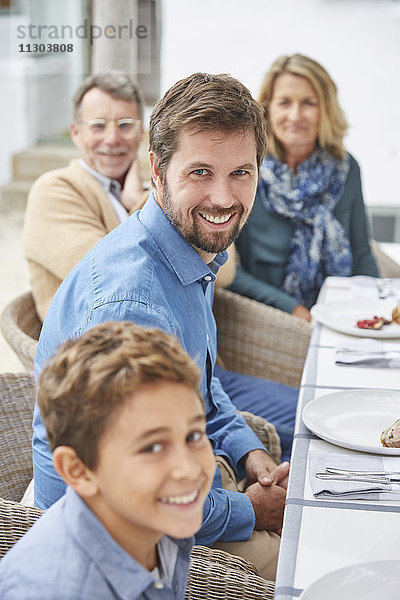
[33,73,292,580]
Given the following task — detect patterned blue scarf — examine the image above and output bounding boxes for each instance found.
[258,148,352,309]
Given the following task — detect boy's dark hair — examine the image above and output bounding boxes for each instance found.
[38,321,202,470]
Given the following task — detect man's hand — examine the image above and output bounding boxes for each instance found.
[245,449,289,489]
[292,304,311,322]
[245,481,286,533]
[120,159,149,212]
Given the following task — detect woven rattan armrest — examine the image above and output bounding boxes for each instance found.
[0,498,44,559]
[239,410,281,465]
[1,292,41,371]
[213,287,311,388]
[186,545,275,599]
[0,373,36,502]
[370,240,400,278]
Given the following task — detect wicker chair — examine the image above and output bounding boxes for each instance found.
[186,546,275,599]
[0,372,275,598]
[0,291,41,371]
[0,372,36,502]
[370,240,400,278]
[0,499,43,559]
[214,287,311,388]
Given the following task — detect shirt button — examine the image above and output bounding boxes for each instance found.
[204,275,212,281]
[207,334,209,342]
[153,582,164,589]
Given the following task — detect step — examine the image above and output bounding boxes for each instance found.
[13,145,79,181]
[0,180,33,212]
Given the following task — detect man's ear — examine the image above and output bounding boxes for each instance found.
[138,124,144,145]
[149,151,161,185]
[70,122,81,149]
[149,151,160,179]
[149,152,164,208]
[53,446,98,498]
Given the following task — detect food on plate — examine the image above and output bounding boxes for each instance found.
[356,316,392,330]
[381,418,400,448]
[392,303,400,325]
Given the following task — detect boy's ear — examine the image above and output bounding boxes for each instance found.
[53,446,98,498]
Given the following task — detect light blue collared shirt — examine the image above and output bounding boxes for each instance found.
[0,487,191,599]
[78,158,129,223]
[32,194,264,544]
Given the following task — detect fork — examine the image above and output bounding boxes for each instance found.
[326,467,400,476]
[316,473,400,484]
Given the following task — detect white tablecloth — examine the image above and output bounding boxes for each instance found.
[274,277,400,599]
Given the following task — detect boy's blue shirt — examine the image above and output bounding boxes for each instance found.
[33,194,264,544]
[0,487,192,599]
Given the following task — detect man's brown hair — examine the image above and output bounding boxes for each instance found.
[149,72,268,182]
[38,321,202,470]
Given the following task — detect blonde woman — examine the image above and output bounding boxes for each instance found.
[229,54,378,321]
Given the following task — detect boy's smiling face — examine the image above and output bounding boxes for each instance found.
[85,381,215,562]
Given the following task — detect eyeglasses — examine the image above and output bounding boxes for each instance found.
[80,118,142,139]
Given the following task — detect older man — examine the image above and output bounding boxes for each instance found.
[23,72,149,322]
[33,73,296,580]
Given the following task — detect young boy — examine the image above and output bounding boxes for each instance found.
[0,321,215,599]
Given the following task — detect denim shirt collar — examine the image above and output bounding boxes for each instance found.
[139,194,227,286]
[64,487,192,599]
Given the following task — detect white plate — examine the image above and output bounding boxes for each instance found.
[311,300,400,338]
[300,560,400,599]
[302,389,400,454]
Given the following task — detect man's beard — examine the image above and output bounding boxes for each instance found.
[162,180,244,254]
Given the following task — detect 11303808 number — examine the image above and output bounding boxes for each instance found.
[18,43,74,53]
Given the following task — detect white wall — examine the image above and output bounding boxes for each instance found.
[0,2,84,187]
[2,0,399,209]
[161,0,400,208]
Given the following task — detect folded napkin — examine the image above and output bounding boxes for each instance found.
[351,275,400,300]
[335,339,400,368]
[310,451,400,500]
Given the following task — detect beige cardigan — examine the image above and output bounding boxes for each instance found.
[23,160,147,321]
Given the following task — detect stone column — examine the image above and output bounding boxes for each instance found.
[91,0,139,74]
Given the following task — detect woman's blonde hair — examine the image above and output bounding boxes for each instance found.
[259,53,348,160]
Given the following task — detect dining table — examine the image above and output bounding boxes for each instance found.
[274,275,400,599]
